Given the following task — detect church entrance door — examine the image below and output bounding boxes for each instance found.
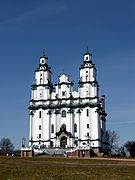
[60,136,67,148]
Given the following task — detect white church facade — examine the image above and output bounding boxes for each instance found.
[28,50,108,155]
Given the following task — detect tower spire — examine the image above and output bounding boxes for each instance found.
[84,47,92,56]
[43,49,45,57]
[86,47,89,53]
[39,49,48,66]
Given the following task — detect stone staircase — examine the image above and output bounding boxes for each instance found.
[33,148,66,156]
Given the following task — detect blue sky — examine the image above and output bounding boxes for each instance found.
[0,0,135,149]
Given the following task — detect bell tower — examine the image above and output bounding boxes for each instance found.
[31,54,53,101]
[29,54,53,146]
[79,49,98,98]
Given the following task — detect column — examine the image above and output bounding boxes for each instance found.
[29,113,32,146]
[54,110,58,147]
[76,109,81,148]
[55,109,60,147]
[70,109,74,147]
[29,111,35,146]
[45,110,51,148]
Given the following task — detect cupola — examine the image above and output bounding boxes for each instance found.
[83,49,92,62]
[39,56,48,65]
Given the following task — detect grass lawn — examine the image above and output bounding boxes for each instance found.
[0,156,135,180]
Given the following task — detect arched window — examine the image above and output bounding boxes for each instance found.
[39,111,41,118]
[74,123,77,133]
[50,141,53,147]
[62,110,66,117]
[86,75,88,81]
[39,134,41,138]
[62,91,66,96]
[86,109,89,117]
[51,124,54,133]
[39,125,41,130]
[74,140,78,146]
[40,144,46,149]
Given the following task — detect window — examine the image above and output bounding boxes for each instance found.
[50,141,53,147]
[87,133,89,137]
[87,124,89,128]
[62,110,66,117]
[40,144,46,149]
[74,123,77,133]
[40,89,43,98]
[39,111,41,118]
[40,92,42,98]
[39,125,41,130]
[62,91,66,96]
[86,109,89,117]
[86,56,89,60]
[39,134,41,138]
[51,124,54,133]
[74,140,78,146]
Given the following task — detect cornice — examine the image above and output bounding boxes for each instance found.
[32,82,53,89]
[80,61,96,70]
[35,64,52,74]
[55,81,74,86]
[78,80,98,84]
[30,96,98,103]
[28,100,99,110]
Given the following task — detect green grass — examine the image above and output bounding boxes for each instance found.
[0,156,135,180]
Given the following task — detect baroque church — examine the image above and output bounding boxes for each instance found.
[27,50,108,156]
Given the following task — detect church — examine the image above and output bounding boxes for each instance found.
[27,50,108,156]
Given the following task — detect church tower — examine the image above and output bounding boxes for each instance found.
[79,50,98,98]
[29,55,53,147]
[78,50,101,151]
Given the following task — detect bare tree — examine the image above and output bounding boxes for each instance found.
[106,130,119,156]
[124,140,135,157]
[117,146,126,157]
[0,138,14,153]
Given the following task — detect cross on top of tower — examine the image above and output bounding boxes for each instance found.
[84,47,92,56]
[43,49,46,57]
